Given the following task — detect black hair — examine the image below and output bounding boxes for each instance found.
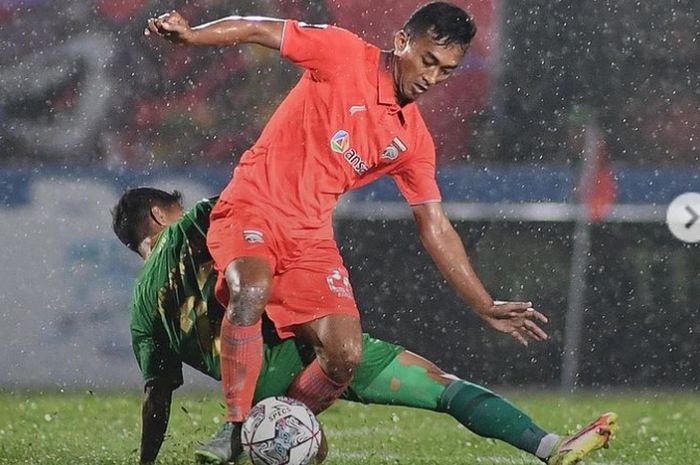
[111,187,182,252]
[404,2,476,48]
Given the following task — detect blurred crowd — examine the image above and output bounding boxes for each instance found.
[0,0,696,168]
[495,0,698,166]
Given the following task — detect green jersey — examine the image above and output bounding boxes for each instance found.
[130,197,222,388]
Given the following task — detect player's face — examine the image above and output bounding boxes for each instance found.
[393,29,466,104]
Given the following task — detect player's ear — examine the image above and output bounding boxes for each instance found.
[394,30,409,55]
[150,205,168,226]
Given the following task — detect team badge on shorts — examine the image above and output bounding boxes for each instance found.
[243,229,264,243]
[326,268,353,299]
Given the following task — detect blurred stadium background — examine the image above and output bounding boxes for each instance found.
[0,0,698,396]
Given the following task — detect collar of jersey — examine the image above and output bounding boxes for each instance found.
[377,51,401,114]
[147,229,168,261]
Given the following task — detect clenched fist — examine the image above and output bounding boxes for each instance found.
[145,11,194,44]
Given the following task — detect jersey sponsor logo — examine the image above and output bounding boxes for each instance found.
[349,105,367,115]
[326,268,353,299]
[331,130,350,154]
[330,129,370,175]
[343,149,369,175]
[380,136,409,161]
[243,229,264,243]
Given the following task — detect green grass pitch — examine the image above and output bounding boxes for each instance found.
[0,390,698,464]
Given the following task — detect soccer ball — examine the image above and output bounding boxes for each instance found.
[242,396,323,465]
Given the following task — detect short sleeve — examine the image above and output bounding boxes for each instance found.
[280,20,365,80]
[132,330,184,389]
[391,132,442,205]
[186,196,217,234]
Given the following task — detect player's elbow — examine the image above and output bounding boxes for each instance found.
[417,214,452,245]
[413,203,451,241]
[144,381,173,406]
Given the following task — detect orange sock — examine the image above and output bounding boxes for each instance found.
[287,359,349,414]
[220,318,263,422]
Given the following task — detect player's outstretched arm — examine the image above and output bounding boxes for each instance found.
[412,202,549,346]
[145,11,283,49]
[139,380,174,464]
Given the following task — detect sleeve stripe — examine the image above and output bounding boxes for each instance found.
[409,198,442,206]
[279,20,289,58]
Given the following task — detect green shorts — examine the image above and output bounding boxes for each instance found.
[252,334,404,404]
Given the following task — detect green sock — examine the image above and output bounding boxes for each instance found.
[439,379,548,456]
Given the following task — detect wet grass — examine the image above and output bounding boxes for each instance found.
[0,390,697,464]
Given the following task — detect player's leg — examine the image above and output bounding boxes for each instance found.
[196,260,272,464]
[349,348,553,456]
[219,258,272,421]
[266,240,364,415]
[197,335,307,465]
[350,345,616,463]
[286,313,363,414]
[200,202,277,464]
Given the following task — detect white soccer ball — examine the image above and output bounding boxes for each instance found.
[242,396,323,465]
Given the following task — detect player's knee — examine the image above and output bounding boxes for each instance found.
[223,262,271,325]
[344,340,363,369]
[225,284,269,325]
[323,341,362,384]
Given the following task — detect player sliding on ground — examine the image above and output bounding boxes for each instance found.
[144,4,553,458]
[113,189,617,465]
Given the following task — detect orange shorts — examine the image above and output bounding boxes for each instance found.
[208,199,359,338]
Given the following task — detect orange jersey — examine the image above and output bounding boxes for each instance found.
[220,21,441,238]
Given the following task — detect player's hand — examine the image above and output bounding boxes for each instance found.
[145,11,194,44]
[481,300,549,346]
